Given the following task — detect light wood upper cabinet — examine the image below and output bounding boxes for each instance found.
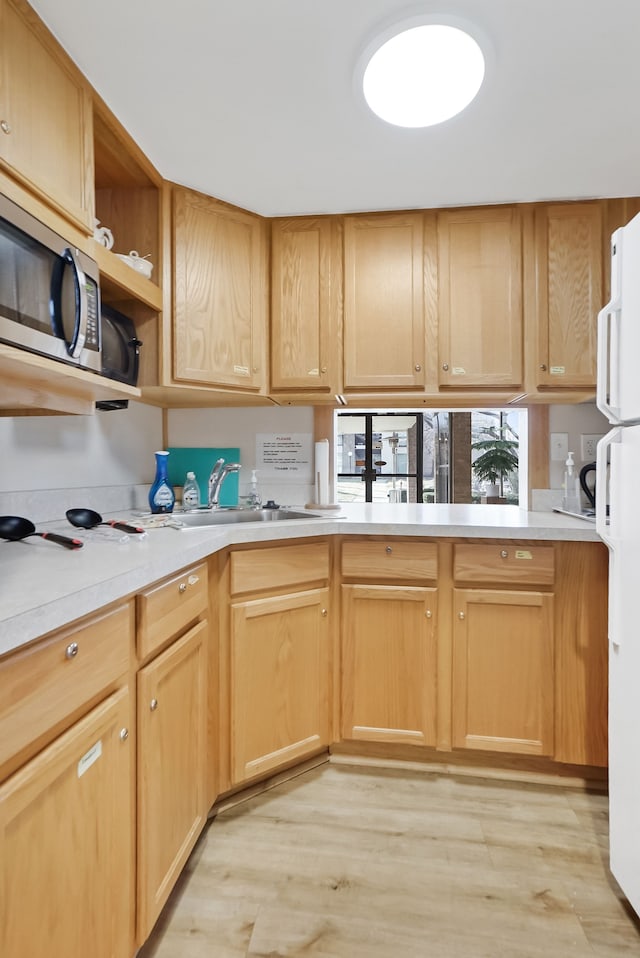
[0,0,94,231]
[437,207,523,388]
[533,202,602,389]
[271,216,341,393]
[172,187,268,391]
[343,212,425,389]
[0,687,133,958]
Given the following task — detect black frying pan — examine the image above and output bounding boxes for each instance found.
[0,516,83,549]
[66,508,144,534]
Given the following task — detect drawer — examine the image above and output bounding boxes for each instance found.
[454,543,555,585]
[0,602,132,777]
[230,542,329,595]
[341,540,438,581]
[137,562,208,659]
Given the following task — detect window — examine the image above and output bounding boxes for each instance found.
[336,408,525,505]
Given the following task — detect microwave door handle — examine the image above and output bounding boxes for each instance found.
[51,247,88,358]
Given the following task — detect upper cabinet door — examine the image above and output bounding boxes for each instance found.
[270,216,340,393]
[343,212,425,389]
[534,202,602,388]
[173,187,267,390]
[0,0,94,231]
[437,207,523,388]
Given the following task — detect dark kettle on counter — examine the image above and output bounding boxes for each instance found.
[579,462,597,509]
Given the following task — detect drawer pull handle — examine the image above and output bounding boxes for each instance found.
[179,582,187,594]
[458,611,465,620]
[188,574,199,586]
[0,120,11,135]
[119,728,129,742]
[415,363,422,372]
[426,610,432,619]
[500,550,508,559]
[442,362,449,371]
[385,546,393,554]
[321,608,328,617]
[65,642,79,659]
[150,698,159,711]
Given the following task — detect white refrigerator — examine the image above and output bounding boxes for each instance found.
[597,211,640,916]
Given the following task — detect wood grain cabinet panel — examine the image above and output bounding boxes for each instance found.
[173,187,267,390]
[0,0,93,230]
[230,588,330,783]
[136,620,208,943]
[453,543,554,586]
[533,202,602,388]
[270,216,341,393]
[230,541,330,595]
[437,206,523,387]
[343,212,425,389]
[137,561,208,660]
[341,584,438,746]
[0,687,133,958]
[452,589,555,756]
[341,539,438,581]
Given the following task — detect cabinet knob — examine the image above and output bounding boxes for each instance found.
[65,641,79,660]
[442,363,449,372]
[458,611,465,620]
[119,728,129,742]
[150,698,159,711]
[321,608,328,617]
[539,363,547,371]
[179,582,187,594]
[415,364,422,372]
[500,550,508,559]
[425,610,432,619]
[385,545,393,554]
[0,120,11,135]
[321,366,327,374]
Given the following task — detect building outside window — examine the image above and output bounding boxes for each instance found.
[335,409,524,506]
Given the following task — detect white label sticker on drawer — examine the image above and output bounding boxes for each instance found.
[550,366,565,375]
[78,740,102,778]
[233,365,250,376]
[514,550,533,560]
[452,367,466,376]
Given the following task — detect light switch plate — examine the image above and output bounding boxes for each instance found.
[550,432,569,462]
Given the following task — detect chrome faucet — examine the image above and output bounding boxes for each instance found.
[208,459,241,508]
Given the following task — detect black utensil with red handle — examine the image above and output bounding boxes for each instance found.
[66,508,145,534]
[0,516,83,549]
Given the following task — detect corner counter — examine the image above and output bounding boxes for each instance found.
[0,504,601,657]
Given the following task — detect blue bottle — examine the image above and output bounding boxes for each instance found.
[149,450,175,514]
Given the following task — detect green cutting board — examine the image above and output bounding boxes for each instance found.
[167,447,241,507]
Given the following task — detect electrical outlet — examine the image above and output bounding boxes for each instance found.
[581,434,604,461]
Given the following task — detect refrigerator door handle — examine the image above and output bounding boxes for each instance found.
[597,297,621,421]
[596,428,620,547]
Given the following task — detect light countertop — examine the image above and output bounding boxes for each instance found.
[0,503,602,658]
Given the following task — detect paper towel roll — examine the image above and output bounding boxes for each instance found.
[315,439,329,505]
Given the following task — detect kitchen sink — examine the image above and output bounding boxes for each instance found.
[175,508,323,528]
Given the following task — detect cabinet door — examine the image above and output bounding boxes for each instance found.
[437,206,523,387]
[343,212,425,388]
[0,0,93,230]
[341,584,437,746]
[0,687,133,958]
[230,588,330,783]
[173,187,267,390]
[137,619,208,942]
[534,202,602,388]
[452,589,554,755]
[271,216,340,392]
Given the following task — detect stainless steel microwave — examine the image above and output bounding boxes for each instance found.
[0,193,101,372]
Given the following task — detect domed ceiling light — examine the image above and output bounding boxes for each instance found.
[362,23,485,128]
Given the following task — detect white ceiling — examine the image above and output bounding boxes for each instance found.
[30,0,640,217]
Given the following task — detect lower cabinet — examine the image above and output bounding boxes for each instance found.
[230,587,330,783]
[136,567,209,944]
[341,584,437,746]
[0,687,133,958]
[452,588,555,755]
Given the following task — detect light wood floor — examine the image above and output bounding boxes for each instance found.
[139,762,640,957]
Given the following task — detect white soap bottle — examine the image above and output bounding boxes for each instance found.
[247,469,262,510]
[182,471,201,510]
[562,452,581,513]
